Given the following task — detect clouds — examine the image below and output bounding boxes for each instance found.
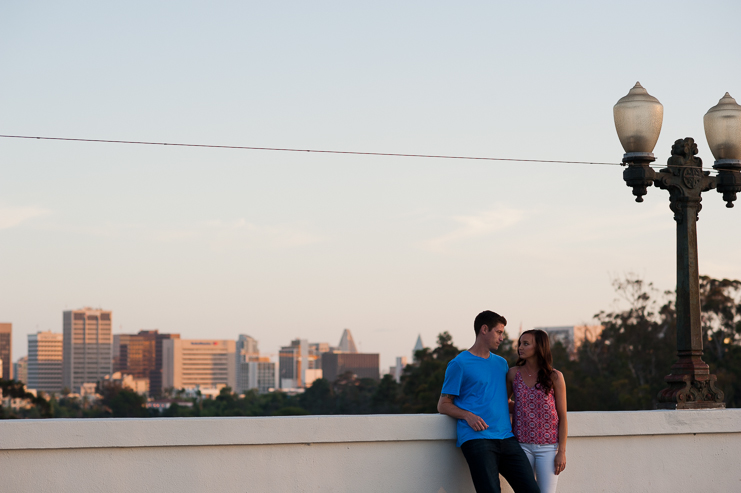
[0,206,50,230]
[422,207,525,252]
[157,218,325,251]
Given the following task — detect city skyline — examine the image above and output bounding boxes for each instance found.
[2,2,741,374]
[11,315,388,396]
[6,309,422,374]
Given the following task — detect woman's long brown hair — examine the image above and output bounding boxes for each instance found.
[516,329,555,395]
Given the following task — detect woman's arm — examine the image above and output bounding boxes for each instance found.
[552,370,568,475]
[506,368,517,413]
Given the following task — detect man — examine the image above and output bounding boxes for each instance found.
[438,310,539,493]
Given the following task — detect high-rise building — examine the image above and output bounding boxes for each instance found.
[321,352,380,382]
[236,334,259,356]
[237,358,276,394]
[0,323,12,380]
[162,339,236,391]
[390,356,407,383]
[113,331,156,377]
[279,339,326,388]
[338,329,358,353]
[152,332,180,397]
[236,334,275,393]
[534,325,603,355]
[113,330,180,397]
[27,331,63,394]
[279,339,306,388]
[62,308,113,392]
[14,356,28,385]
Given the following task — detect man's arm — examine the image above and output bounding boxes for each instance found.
[437,394,489,431]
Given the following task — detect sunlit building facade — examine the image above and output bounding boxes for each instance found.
[113,330,180,396]
[28,331,63,394]
[62,309,112,392]
[0,323,12,380]
[162,339,236,391]
[14,356,28,385]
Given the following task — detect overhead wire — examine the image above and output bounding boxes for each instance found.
[0,134,722,172]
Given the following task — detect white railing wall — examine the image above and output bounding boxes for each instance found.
[1,409,740,492]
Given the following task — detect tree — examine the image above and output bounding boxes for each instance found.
[370,374,401,414]
[700,276,741,362]
[299,378,335,414]
[699,276,741,407]
[0,379,52,419]
[567,276,676,410]
[558,274,741,410]
[332,372,377,414]
[99,382,149,417]
[399,331,461,413]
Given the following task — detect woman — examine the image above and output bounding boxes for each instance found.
[506,329,567,493]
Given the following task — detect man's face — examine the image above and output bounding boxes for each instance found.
[483,323,506,351]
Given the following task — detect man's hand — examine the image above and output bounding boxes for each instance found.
[438,394,488,431]
[554,449,566,475]
[464,413,489,432]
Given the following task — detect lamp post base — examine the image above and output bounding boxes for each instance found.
[657,373,725,410]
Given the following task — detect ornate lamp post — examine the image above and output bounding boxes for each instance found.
[614,83,741,409]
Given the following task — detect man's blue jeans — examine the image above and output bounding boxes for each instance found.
[460,437,541,493]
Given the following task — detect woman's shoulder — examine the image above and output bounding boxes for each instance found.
[550,369,564,382]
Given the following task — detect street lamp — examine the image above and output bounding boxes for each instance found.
[614,83,741,409]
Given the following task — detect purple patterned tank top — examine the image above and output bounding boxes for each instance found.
[512,370,559,444]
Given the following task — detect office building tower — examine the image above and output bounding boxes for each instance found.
[237,334,259,356]
[279,339,306,388]
[338,329,358,353]
[236,334,275,394]
[152,332,180,397]
[27,331,63,394]
[114,330,180,396]
[162,339,236,391]
[62,308,113,392]
[309,342,333,371]
[535,325,604,356]
[237,357,276,394]
[279,339,325,388]
[390,356,407,383]
[0,323,12,380]
[14,356,28,385]
[321,352,379,382]
[113,331,156,378]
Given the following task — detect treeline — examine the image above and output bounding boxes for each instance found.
[561,275,741,410]
[2,275,739,418]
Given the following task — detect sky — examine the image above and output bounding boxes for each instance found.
[2,1,741,373]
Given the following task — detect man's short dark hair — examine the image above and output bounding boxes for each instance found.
[473,310,507,336]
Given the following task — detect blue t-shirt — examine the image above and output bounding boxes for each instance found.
[441,351,513,447]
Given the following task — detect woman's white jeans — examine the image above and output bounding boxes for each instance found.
[519,442,560,493]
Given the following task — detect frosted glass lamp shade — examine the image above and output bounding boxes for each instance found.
[614,82,663,154]
[704,93,741,162]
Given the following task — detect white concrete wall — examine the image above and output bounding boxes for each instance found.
[1,409,740,492]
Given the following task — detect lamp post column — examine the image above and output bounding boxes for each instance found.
[653,138,724,409]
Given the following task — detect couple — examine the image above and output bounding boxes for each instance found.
[438,311,567,493]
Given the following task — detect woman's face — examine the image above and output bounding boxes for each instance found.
[518,333,536,360]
